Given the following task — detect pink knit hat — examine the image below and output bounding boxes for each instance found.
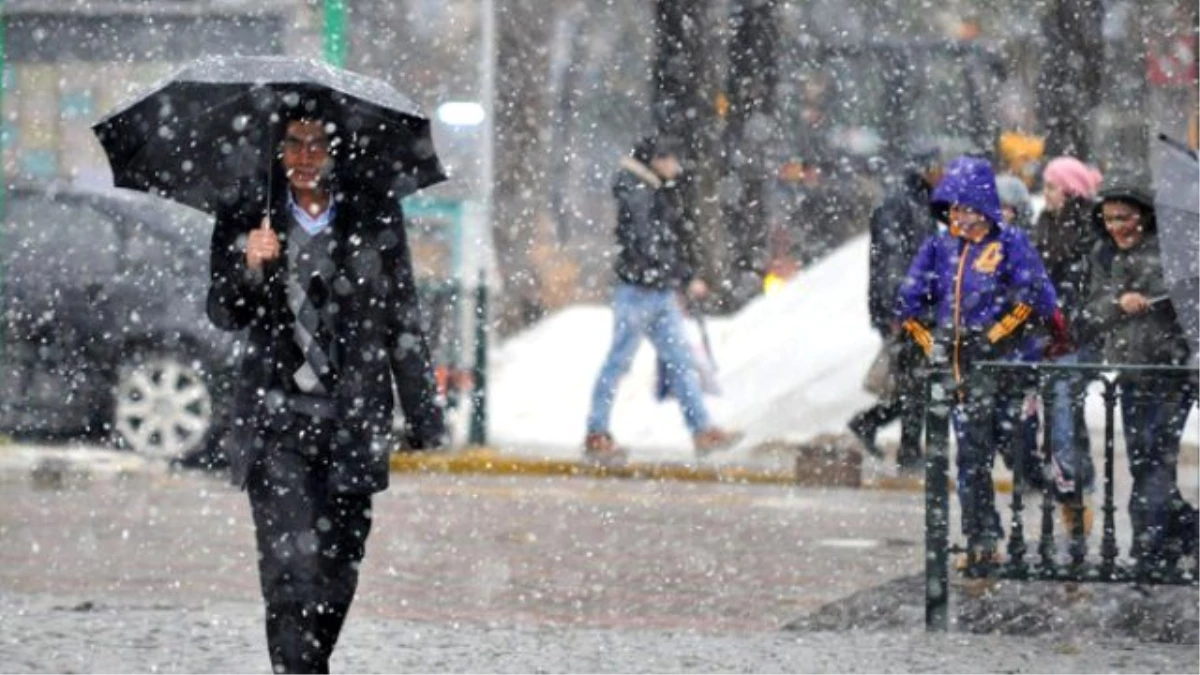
[1043,156,1103,199]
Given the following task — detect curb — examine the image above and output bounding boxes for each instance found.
[388,447,797,485]
[387,447,1019,494]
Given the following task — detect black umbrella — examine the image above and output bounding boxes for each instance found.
[1151,133,1199,355]
[92,55,447,214]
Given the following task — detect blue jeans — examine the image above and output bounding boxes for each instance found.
[1047,350,1096,501]
[587,284,711,435]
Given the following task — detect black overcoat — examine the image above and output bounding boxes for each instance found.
[207,187,444,494]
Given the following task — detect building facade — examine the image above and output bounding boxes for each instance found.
[2,0,320,188]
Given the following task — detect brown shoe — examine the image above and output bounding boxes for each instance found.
[693,428,744,456]
[1060,502,1095,538]
[584,432,628,466]
[955,549,1004,572]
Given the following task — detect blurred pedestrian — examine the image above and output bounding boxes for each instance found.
[1085,185,1197,578]
[847,146,944,473]
[995,172,1043,488]
[1033,156,1105,535]
[897,156,1067,569]
[995,173,1034,232]
[584,135,741,463]
[207,100,445,672]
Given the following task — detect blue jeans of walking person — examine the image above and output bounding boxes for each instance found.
[587,283,711,436]
[1119,378,1197,573]
[1047,350,1097,501]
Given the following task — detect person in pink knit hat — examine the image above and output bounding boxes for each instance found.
[1042,156,1103,213]
[1031,155,1106,536]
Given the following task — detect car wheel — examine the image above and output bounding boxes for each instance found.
[113,352,214,460]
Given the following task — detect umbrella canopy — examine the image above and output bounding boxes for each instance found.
[92,56,447,214]
[1151,133,1200,354]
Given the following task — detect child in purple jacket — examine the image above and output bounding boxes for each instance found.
[897,156,1070,568]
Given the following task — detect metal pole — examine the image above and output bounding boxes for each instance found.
[924,372,951,631]
[465,0,495,447]
[468,271,488,446]
[480,0,495,259]
[323,0,347,67]
[0,1,7,361]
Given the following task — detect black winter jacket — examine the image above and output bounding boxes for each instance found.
[1032,196,1101,343]
[612,157,696,290]
[1084,233,1191,367]
[868,171,936,335]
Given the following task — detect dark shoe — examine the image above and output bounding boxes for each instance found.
[847,417,883,459]
[584,432,628,466]
[693,428,744,456]
[897,454,924,476]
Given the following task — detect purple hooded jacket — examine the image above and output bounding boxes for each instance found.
[897,156,1058,380]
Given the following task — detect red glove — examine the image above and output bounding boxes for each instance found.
[1046,307,1075,359]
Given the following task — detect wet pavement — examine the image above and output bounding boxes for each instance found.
[0,462,1197,672]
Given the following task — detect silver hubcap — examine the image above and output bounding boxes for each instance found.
[115,356,212,458]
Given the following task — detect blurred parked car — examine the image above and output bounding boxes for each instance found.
[0,184,238,466]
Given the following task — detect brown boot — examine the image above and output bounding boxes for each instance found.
[1060,501,1095,538]
[584,432,628,466]
[693,428,744,456]
[955,548,1004,572]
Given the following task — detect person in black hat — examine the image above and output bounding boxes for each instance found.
[584,134,741,463]
[1086,184,1197,577]
[847,145,944,473]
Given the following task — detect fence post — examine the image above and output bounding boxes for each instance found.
[1006,368,1032,579]
[1100,377,1119,579]
[925,371,952,631]
[468,272,488,446]
[1067,374,1089,575]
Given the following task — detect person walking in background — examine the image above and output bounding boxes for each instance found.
[584,135,741,464]
[995,173,1034,232]
[897,156,1068,569]
[1085,185,1197,579]
[847,147,944,473]
[207,101,445,672]
[1031,156,1105,535]
[995,172,1044,487]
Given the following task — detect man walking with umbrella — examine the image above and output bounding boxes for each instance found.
[205,99,445,672]
[94,58,447,672]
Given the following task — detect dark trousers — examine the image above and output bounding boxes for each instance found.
[952,372,1027,548]
[1119,379,1197,571]
[247,417,373,674]
[849,342,927,468]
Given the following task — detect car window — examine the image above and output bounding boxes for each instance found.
[106,200,212,277]
[3,193,120,283]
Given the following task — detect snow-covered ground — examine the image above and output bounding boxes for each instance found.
[487,235,880,463]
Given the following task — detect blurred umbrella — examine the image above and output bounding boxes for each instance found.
[1151,133,1199,354]
[92,56,446,215]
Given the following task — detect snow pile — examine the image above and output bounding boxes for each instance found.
[487,235,882,461]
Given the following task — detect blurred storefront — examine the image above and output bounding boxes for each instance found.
[1,0,319,188]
